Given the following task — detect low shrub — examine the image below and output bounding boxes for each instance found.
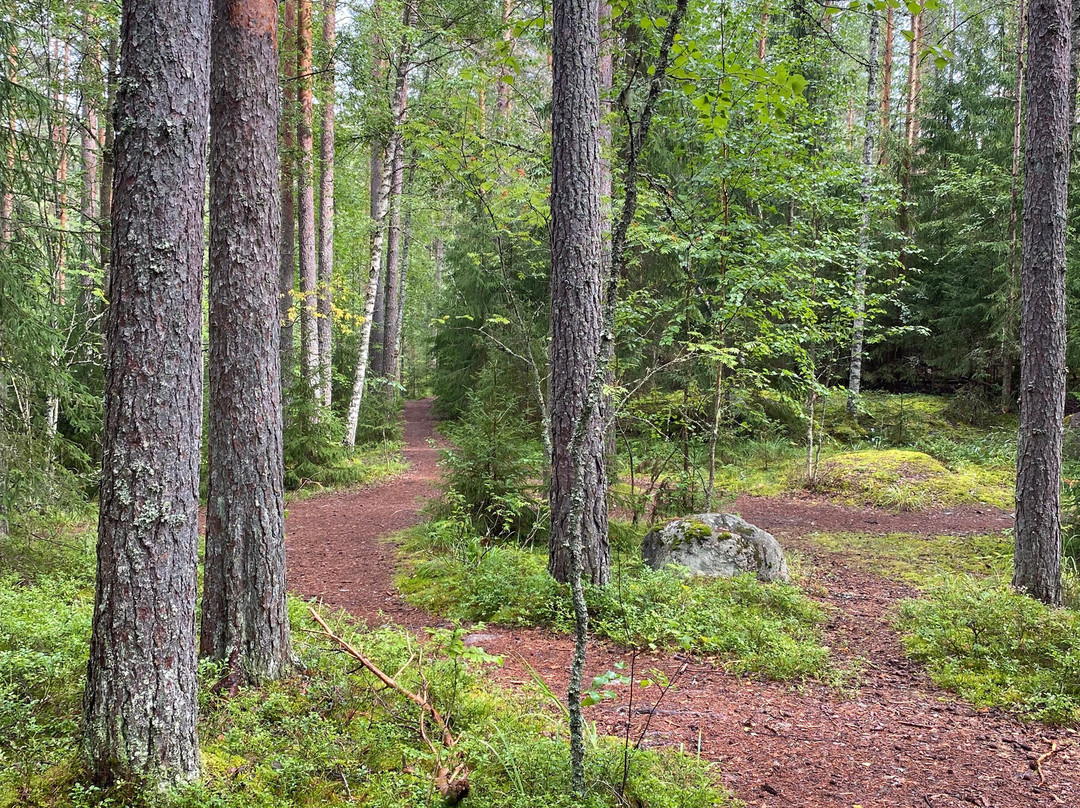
[898,576,1080,724]
[400,525,831,681]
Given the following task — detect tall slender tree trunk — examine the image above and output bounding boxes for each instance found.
[381,142,410,386]
[847,11,881,413]
[280,0,298,377]
[900,9,922,238]
[549,0,609,590]
[83,0,208,782]
[550,0,606,790]
[395,175,414,379]
[758,5,769,60]
[79,19,100,324]
[202,0,296,686]
[344,8,412,445]
[296,0,320,395]
[1,44,13,244]
[1003,0,1026,411]
[880,5,893,164]
[47,39,70,439]
[317,0,336,407]
[1014,0,1071,606]
[99,37,116,308]
[367,5,386,378]
[344,156,392,446]
[379,2,415,388]
[496,0,514,116]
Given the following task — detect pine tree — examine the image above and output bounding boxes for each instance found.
[1014,0,1071,606]
[83,0,208,782]
[201,0,296,686]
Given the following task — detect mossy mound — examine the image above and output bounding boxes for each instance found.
[809,449,1011,510]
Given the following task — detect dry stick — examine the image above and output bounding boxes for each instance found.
[562,0,690,794]
[1034,740,1072,784]
[307,608,469,802]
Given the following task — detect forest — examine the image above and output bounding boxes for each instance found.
[2,0,1080,805]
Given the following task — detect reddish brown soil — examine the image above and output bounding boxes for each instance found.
[285,399,1078,808]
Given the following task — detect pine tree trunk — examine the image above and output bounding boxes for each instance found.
[202,0,296,687]
[317,0,335,407]
[548,0,609,589]
[847,11,880,413]
[280,0,297,378]
[900,9,922,238]
[83,0,208,783]
[296,0,320,395]
[1014,0,1071,606]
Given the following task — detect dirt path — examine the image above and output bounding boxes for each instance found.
[285,399,1078,808]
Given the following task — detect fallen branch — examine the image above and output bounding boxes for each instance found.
[308,607,470,803]
[1033,740,1072,785]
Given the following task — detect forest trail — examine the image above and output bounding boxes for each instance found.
[285,400,1077,808]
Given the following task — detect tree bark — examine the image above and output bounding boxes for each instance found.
[317,0,335,407]
[202,0,296,686]
[1014,0,1071,606]
[280,0,297,378]
[343,153,392,446]
[83,0,208,783]
[378,1,414,387]
[549,0,609,590]
[297,0,320,395]
[381,145,409,385]
[847,11,880,413]
[900,9,922,238]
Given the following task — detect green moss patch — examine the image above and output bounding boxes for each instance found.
[808,449,1012,510]
[799,531,1012,585]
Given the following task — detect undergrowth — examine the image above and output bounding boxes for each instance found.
[0,533,730,808]
[398,523,831,681]
[283,386,405,494]
[898,576,1080,725]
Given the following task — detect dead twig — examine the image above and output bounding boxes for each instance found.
[308,607,470,803]
[1033,740,1072,785]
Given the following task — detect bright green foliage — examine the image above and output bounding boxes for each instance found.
[437,364,545,540]
[399,525,831,680]
[898,577,1080,724]
[282,382,404,491]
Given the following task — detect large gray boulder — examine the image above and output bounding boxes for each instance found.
[641,513,789,583]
